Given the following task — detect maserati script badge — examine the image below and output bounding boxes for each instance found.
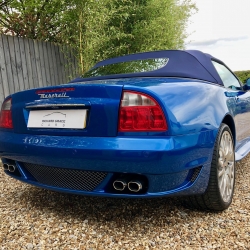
[38,92,69,99]
[36,87,75,99]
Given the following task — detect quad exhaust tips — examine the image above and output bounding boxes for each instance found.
[113,179,127,191]
[3,163,9,171]
[113,179,143,192]
[3,163,16,172]
[128,180,142,192]
[8,165,16,172]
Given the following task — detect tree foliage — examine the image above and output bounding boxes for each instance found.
[0,0,68,42]
[234,70,250,84]
[0,0,196,73]
[63,0,196,72]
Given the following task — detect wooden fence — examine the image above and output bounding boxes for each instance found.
[0,34,78,103]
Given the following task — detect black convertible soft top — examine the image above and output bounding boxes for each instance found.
[71,50,232,85]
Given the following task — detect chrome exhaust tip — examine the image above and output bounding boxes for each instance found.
[8,165,16,172]
[128,180,143,192]
[113,179,127,191]
[3,163,9,171]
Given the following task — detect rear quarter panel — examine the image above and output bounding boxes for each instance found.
[122,78,229,136]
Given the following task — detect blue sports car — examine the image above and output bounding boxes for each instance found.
[1,50,250,211]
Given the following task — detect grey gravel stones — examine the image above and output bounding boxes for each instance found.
[0,157,249,249]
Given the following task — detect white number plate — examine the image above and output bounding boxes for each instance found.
[27,109,87,129]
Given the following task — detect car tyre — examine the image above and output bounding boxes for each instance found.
[185,123,235,211]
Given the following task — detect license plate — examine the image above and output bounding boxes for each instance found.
[27,109,87,129]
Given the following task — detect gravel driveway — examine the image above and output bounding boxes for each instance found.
[0,156,249,250]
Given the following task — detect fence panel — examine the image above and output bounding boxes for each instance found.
[0,36,9,99]
[0,34,78,104]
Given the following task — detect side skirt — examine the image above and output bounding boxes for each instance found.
[235,137,250,161]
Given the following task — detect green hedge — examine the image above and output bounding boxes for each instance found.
[234,70,250,84]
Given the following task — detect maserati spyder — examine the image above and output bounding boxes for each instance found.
[1,50,250,211]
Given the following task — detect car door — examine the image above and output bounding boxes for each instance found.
[212,61,250,142]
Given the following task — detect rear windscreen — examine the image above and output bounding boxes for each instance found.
[83,58,169,78]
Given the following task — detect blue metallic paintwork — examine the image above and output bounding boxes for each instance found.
[233,91,250,141]
[0,131,214,174]
[122,80,224,135]
[12,84,124,137]
[1,77,250,197]
[3,161,211,197]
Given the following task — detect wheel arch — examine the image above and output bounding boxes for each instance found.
[221,114,236,146]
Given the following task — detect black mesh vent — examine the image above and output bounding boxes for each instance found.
[190,167,202,182]
[22,163,108,191]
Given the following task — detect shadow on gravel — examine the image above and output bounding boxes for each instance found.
[15,186,208,227]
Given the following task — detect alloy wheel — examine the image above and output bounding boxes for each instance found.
[218,130,235,203]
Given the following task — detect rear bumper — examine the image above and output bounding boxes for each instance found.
[0,130,216,197]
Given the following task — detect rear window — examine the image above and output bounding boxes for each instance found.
[83,58,169,78]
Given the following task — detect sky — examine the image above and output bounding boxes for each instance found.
[185,0,250,71]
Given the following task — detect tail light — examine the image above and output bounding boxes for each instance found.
[0,98,13,129]
[118,91,167,132]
